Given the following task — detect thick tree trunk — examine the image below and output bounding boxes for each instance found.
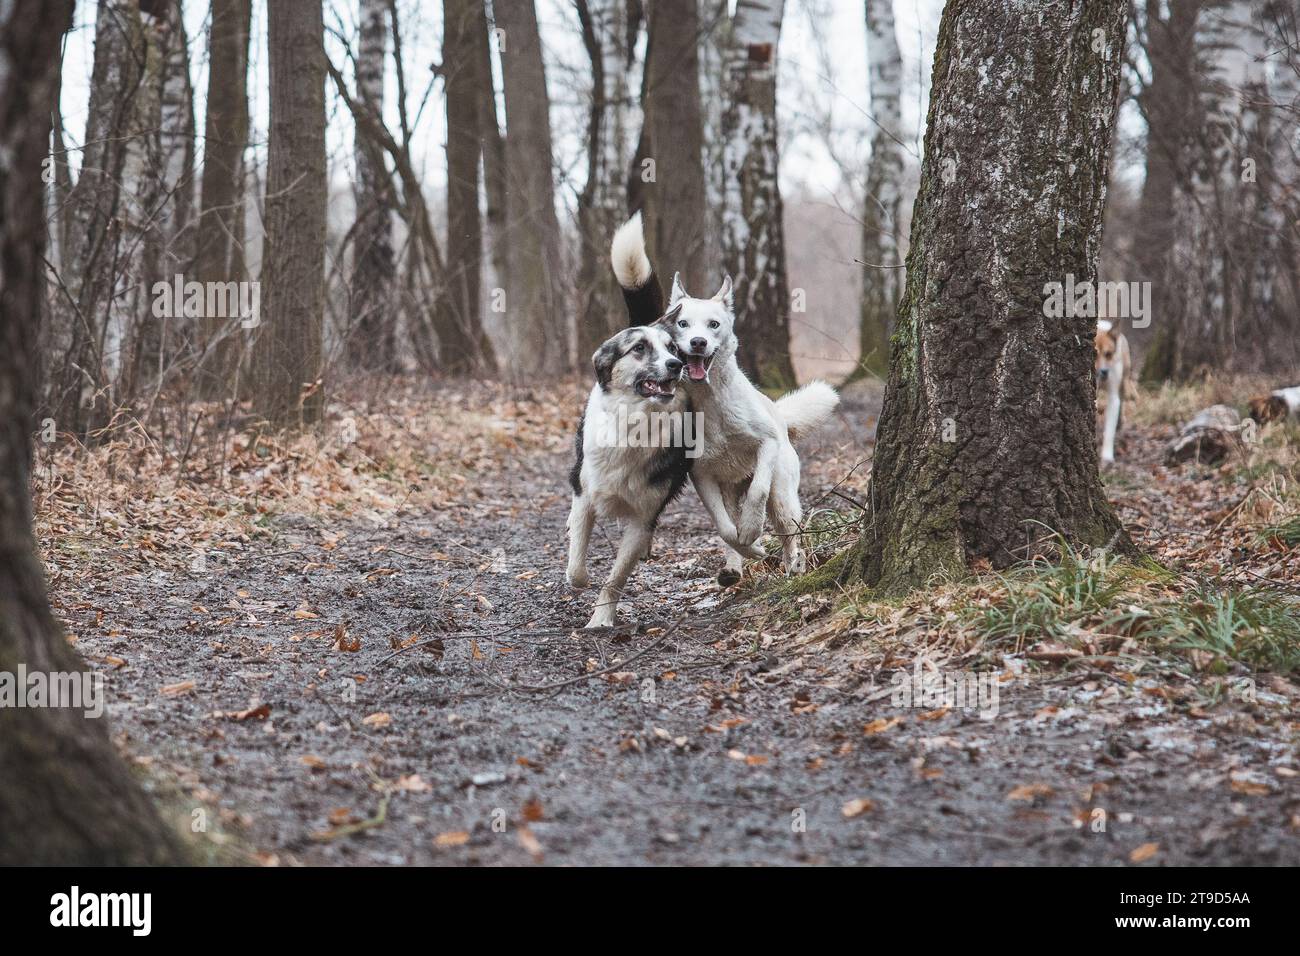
[492,0,568,377]
[638,0,708,295]
[0,0,184,865]
[194,0,251,398]
[347,0,397,372]
[576,0,638,359]
[252,0,326,428]
[1135,0,1201,384]
[44,0,146,434]
[439,0,495,375]
[857,0,906,379]
[720,0,797,389]
[120,4,168,403]
[850,0,1131,592]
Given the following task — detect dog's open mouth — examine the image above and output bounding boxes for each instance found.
[636,378,678,400]
[684,354,713,382]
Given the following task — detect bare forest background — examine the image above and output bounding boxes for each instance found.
[43,0,1299,437]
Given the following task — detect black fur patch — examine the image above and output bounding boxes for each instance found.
[593,338,622,391]
[622,269,665,328]
[568,411,585,494]
[646,399,694,530]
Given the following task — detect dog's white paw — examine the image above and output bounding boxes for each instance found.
[785,552,807,575]
[566,566,590,589]
[587,600,616,632]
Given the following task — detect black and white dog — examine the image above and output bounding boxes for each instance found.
[610,213,839,585]
[566,321,692,627]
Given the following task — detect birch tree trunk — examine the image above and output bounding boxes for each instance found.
[847,0,1130,592]
[440,0,495,374]
[639,0,708,295]
[699,0,730,272]
[858,0,906,378]
[720,0,796,388]
[493,0,568,376]
[348,0,397,372]
[0,0,185,865]
[44,0,146,434]
[576,0,638,359]
[194,0,251,398]
[1263,1,1300,320]
[1135,0,1201,384]
[252,0,326,427]
[1158,1,1289,377]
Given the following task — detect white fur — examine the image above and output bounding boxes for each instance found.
[610,212,652,290]
[567,326,687,628]
[608,216,840,582]
[1096,326,1133,465]
[778,381,840,442]
[664,284,837,579]
[1274,385,1300,416]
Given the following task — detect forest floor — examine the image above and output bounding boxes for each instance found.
[36,376,1300,866]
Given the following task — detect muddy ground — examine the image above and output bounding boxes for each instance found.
[54,384,1300,865]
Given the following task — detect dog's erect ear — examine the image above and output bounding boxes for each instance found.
[712,274,734,311]
[669,272,688,306]
[655,303,683,328]
[592,336,622,391]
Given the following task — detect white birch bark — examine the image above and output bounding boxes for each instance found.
[720,0,796,386]
[858,0,905,376]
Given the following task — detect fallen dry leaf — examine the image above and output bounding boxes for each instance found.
[1129,842,1159,863]
[842,798,875,818]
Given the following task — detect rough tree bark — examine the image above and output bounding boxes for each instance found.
[252,0,326,427]
[846,0,1131,593]
[492,0,568,376]
[720,0,797,388]
[0,0,185,865]
[44,0,146,434]
[194,0,251,398]
[637,0,708,295]
[347,0,397,372]
[576,0,638,359]
[439,0,495,374]
[857,0,906,379]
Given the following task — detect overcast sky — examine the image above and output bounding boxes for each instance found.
[59,0,950,215]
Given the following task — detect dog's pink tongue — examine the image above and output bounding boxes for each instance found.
[686,358,708,381]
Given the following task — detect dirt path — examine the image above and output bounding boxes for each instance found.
[58,385,1300,865]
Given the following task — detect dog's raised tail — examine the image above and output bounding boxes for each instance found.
[610,212,664,327]
[777,380,840,442]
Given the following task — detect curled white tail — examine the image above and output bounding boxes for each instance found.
[776,380,840,442]
[610,212,651,290]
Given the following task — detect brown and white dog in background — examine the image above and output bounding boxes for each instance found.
[1095,320,1137,465]
[1247,386,1300,426]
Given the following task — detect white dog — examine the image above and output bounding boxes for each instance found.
[1095,319,1136,465]
[566,322,692,628]
[610,213,840,584]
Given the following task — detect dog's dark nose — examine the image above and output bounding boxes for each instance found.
[666,358,682,374]
[1098,368,1109,381]
[690,337,707,352]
